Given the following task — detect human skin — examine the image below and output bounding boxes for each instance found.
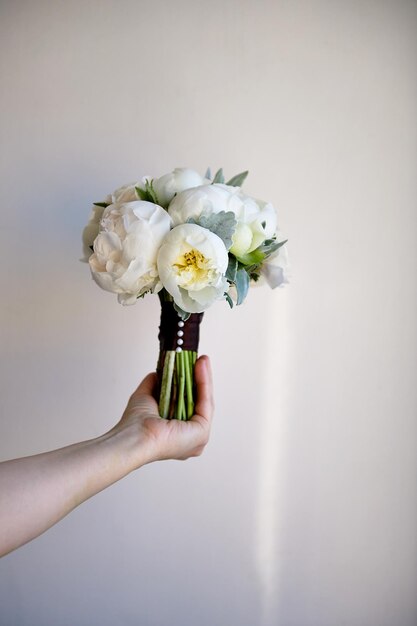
[0,355,213,558]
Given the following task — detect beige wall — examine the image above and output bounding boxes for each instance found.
[1,1,416,624]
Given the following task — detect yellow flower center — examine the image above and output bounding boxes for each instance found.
[174,249,214,288]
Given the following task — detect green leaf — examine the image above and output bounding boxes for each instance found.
[93,201,110,208]
[145,179,159,205]
[188,211,237,250]
[226,170,249,187]
[226,254,238,283]
[135,186,150,201]
[225,292,234,309]
[235,248,266,266]
[212,168,225,184]
[235,268,250,305]
[204,167,212,180]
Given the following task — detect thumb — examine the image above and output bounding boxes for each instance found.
[132,373,158,398]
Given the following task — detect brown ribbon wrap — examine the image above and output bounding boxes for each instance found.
[158,301,204,352]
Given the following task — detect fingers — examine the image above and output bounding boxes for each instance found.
[123,358,213,463]
[193,355,214,426]
[129,356,214,433]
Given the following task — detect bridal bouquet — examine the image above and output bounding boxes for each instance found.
[82,167,289,420]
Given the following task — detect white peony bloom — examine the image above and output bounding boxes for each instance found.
[168,183,277,257]
[153,168,210,208]
[102,177,153,205]
[260,233,291,288]
[157,223,229,313]
[88,201,172,305]
[81,204,106,262]
[82,181,151,262]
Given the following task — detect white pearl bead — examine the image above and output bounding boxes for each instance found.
[178,320,185,328]
[177,330,184,337]
[176,347,182,353]
[177,338,184,346]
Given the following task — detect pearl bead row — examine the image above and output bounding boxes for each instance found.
[176,317,185,353]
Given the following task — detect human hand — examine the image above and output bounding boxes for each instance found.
[0,356,213,557]
[116,355,214,466]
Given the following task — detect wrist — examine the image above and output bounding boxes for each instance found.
[101,421,155,475]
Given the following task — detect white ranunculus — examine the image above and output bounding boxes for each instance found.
[168,183,278,257]
[81,204,106,262]
[153,168,210,208]
[260,234,291,288]
[88,201,172,305]
[157,223,229,313]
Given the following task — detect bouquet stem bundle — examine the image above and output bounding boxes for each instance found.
[157,294,203,420]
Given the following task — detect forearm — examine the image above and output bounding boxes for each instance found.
[0,424,146,557]
[0,358,213,558]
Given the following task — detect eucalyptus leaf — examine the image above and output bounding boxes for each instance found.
[235,268,250,305]
[212,168,225,184]
[188,211,237,250]
[204,167,212,180]
[225,292,234,309]
[274,238,288,250]
[261,238,288,258]
[226,254,238,283]
[226,170,249,187]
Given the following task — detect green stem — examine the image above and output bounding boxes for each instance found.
[185,351,194,419]
[158,351,175,419]
[176,351,185,420]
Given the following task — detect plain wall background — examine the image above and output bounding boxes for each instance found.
[1,1,416,625]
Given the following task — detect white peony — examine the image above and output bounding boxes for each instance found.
[260,233,291,288]
[168,183,277,258]
[153,168,210,208]
[104,179,152,205]
[81,204,106,262]
[157,223,229,313]
[88,201,172,305]
[82,181,152,262]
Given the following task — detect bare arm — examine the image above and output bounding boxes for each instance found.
[0,356,213,558]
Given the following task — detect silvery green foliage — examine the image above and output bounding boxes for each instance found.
[205,167,249,188]
[212,168,225,184]
[226,171,249,187]
[187,211,237,251]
